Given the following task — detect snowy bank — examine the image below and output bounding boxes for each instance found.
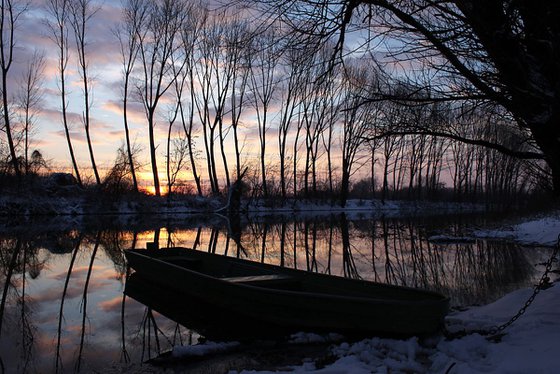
[475,213,560,246]
[234,282,560,373]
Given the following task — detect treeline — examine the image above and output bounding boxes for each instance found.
[0,0,549,204]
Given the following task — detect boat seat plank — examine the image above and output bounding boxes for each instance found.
[160,256,201,263]
[160,256,202,269]
[221,274,293,283]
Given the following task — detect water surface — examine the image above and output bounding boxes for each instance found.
[0,213,552,372]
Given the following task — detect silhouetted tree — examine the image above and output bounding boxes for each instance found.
[46,0,82,186]
[0,0,27,177]
[16,51,45,175]
[135,0,186,196]
[259,0,559,194]
[69,0,101,185]
[116,0,148,193]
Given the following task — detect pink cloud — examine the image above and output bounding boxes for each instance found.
[102,99,146,125]
[97,296,123,313]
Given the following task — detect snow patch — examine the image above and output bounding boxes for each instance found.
[289,332,345,344]
[238,283,560,373]
[475,214,560,246]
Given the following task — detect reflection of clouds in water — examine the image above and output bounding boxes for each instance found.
[49,265,105,281]
[0,217,552,372]
[31,283,84,303]
[97,295,122,312]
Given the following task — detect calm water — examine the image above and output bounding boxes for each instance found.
[0,213,553,373]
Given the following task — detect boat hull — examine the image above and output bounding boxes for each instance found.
[125,247,449,337]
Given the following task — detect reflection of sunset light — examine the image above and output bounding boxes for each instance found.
[132,229,209,250]
[143,186,157,195]
[142,185,169,196]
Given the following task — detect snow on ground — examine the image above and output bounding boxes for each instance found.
[225,211,560,374]
[230,282,560,374]
[474,212,560,246]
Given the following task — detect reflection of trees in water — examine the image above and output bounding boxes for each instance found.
[75,232,102,372]
[0,217,546,371]
[136,308,192,363]
[448,240,533,305]
[348,219,536,305]
[0,232,137,373]
[0,238,48,373]
[190,217,539,306]
[84,217,538,308]
[55,234,83,373]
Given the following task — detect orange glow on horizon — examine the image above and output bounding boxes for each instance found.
[142,185,169,196]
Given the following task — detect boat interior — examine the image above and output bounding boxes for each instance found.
[131,248,446,301]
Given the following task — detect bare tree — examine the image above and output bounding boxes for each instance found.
[264,0,559,194]
[69,0,101,185]
[277,42,308,198]
[46,0,82,186]
[339,61,378,206]
[16,51,45,175]
[103,142,141,193]
[300,46,334,197]
[228,19,252,181]
[0,0,27,177]
[178,4,206,196]
[248,27,281,198]
[135,0,186,196]
[193,10,238,195]
[116,0,148,193]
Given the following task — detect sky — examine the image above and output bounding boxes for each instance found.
[12,1,135,176]
[6,0,400,194]
[8,0,268,189]
[7,0,446,193]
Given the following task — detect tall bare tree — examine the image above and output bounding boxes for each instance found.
[0,0,26,177]
[277,41,308,198]
[339,61,378,206]
[69,0,100,185]
[16,51,45,175]
[135,0,186,196]
[264,0,559,194]
[248,28,281,198]
[228,19,252,181]
[116,0,148,193]
[178,4,205,196]
[46,0,82,186]
[193,11,237,195]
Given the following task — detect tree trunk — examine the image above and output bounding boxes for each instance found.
[148,110,160,196]
[123,74,138,192]
[532,123,560,196]
[2,70,19,177]
[340,168,350,208]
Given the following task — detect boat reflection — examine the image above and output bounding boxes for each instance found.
[125,272,292,341]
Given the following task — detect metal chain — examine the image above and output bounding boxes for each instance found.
[445,233,560,340]
[487,233,560,336]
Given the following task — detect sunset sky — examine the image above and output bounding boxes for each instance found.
[12,0,280,189]
[19,1,127,168]
[6,0,401,194]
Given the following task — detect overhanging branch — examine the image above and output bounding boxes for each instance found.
[364,130,544,160]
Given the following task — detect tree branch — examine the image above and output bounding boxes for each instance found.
[363,129,544,160]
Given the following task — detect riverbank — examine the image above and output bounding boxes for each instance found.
[236,210,560,373]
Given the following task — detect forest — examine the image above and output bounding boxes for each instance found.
[0,0,556,206]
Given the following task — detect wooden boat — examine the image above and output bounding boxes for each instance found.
[125,247,449,337]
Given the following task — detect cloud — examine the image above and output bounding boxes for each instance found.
[102,99,146,125]
[50,265,105,281]
[97,296,123,313]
